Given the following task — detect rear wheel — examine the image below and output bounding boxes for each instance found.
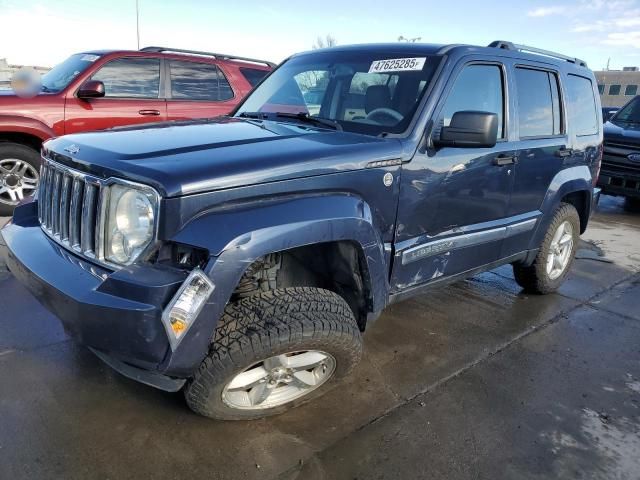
[185,287,363,420]
[0,143,41,216]
[513,203,580,294]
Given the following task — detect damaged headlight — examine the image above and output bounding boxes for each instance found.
[103,182,159,266]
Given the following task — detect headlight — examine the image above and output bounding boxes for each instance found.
[104,183,158,265]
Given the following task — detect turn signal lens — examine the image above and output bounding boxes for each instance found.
[162,269,214,350]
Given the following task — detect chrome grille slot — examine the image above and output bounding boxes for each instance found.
[69,178,84,249]
[38,158,103,258]
[81,183,99,255]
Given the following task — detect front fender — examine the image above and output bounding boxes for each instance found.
[0,115,55,140]
[162,194,390,376]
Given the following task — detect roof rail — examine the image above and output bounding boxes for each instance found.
[487,40,588,68]
[140,46,276,68]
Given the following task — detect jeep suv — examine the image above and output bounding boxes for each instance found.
[1,41,602,420]
[598,95,640,204]
[0,47,273,215]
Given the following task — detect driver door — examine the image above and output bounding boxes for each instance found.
[392,60,517,292]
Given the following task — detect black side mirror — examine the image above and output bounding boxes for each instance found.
[435,111,498,148]
[77,80,105,99]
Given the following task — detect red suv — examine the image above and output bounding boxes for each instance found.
[0,46,273,215]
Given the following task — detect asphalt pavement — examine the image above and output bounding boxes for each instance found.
[0,196,639,480]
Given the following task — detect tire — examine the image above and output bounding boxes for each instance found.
[185,287,363,420]
[0,142,41,217]
[513,203,580,294]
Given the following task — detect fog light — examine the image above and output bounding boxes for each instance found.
[162,269,214,350]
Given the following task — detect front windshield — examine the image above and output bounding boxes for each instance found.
[235,50,442,135]
[612,97,640,125]
[41,53,102,93]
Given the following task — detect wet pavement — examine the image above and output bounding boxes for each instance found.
[0,196,639,480]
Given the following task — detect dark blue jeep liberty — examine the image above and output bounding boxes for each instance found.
[1,41,602,420]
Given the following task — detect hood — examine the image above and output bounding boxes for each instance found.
[604,120,640,146]
[45,117,404,197]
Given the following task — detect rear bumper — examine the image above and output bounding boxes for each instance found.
[592,187,601,213]
[1,203,191,385]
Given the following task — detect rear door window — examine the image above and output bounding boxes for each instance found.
[91,58,160,98]
[169,60,234,101]
[440,64,505,139]
[514,67,562,138]
[566,74,598,136]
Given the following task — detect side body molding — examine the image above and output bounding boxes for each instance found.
[162,194,390,376]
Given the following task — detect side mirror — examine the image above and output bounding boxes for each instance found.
[77,80,105,99]
[435,111,498,148]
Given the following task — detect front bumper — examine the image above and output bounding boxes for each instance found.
[597,168,640,198]
[1,203,191,386]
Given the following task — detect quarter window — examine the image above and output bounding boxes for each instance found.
[91,58,160,98]
[566,74,598,136]
[625,85,638,96]
[609,84,621,95]
[440,64,505,139]
[515,68,562,138]
[239,67,269,87]
[598,84,605,94]
[170,61,233,101]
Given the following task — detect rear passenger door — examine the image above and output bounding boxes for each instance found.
[166,59,236,120]
[502,65,567,257]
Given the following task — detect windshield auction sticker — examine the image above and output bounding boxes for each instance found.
[368,57,426,73]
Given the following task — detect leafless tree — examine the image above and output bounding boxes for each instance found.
[398,35,422,43]
[313,35,337,50]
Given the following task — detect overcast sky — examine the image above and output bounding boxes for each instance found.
[1,0,638,71]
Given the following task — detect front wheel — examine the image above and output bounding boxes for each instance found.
[185,287,363,420]
[0,142,41,216]
[513,203,580,294]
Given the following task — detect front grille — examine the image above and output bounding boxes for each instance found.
[38,159,102,258]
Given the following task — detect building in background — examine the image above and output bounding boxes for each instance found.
[595,67,640,108]
[0,59,50,90]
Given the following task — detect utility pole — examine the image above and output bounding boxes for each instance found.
[136,0,140,50]
[606,57,610,71]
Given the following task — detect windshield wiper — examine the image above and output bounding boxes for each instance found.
[275,112,343,131]
[237,111,267,119]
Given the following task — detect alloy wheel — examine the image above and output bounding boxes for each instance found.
[546,220,574,280]
[222,350,336,410]
[0,159,39,206]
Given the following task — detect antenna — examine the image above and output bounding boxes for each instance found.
[135,0,140,50]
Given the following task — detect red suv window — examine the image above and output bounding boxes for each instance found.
[169,60,233,101]
[91,58,161,98]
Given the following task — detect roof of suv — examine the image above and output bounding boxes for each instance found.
[79,47,274,69]
[296,40,589,71]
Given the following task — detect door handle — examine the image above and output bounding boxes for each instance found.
[555,147,573,158]
[493,154,517,166]
[138,109,161,116]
